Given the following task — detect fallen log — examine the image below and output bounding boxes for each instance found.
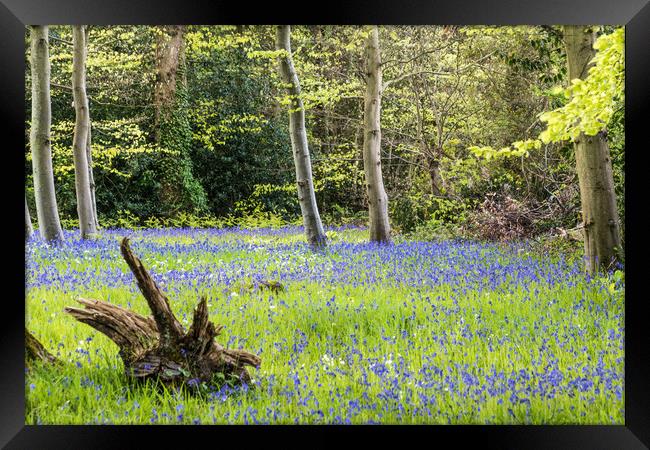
[64,237,261,387]
[25,329,59,369]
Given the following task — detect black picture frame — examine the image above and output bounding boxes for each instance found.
[2,0,649,448]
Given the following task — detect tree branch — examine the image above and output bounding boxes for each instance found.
[383,70,454,91]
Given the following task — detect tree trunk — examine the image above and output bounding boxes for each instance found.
[154,25,184,143]
[84,27,99,230]
[30,25,64,243]
[276,25,327,248]
[71,26,97,239]
[152,25,206,216]
[25,196,33,239]
[563,25,622,273]
[86,122,99,229]
[427,155,443,196]
[362,26,391,243]
[65,238,260,387]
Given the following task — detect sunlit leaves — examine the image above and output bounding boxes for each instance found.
[186,26,253,58]
[539,28,624,144]
[190,99,268,150]
[470,27,623,160]
[44,118,174,180]
[468,139,540,160]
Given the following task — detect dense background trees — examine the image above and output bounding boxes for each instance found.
[25,25,625,259]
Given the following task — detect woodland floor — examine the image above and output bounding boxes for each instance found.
[25,226,624,424]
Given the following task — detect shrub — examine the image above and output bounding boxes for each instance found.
[463,193,535,242]
[406,219,462,242]
[390,191,472,235]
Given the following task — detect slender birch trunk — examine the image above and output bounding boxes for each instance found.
[362,26,391,243]
[30,25,64,243]
[25,196,33,238]
[563,26,622,274]
[71,26,97,239]
[276,25,327,248]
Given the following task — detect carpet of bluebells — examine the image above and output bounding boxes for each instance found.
[25,226,624,424]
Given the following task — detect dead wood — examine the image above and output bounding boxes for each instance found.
[25,329,59,369]
[64,237,260,387]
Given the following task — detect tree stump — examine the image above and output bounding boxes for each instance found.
[64,237,261,387]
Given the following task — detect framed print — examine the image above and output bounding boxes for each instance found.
[2,0,649,447]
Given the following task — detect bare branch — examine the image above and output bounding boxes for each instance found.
[383,70,454,91]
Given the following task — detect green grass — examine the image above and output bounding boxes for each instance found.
[25,226,624,424]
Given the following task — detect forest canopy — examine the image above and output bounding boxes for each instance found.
[25,25,625,243]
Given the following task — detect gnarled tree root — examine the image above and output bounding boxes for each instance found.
[64,237,261,387]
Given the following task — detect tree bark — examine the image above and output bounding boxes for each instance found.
[72,26,97,239]
[362,26,391,243]
[427,155,443,196]
[563,26,622,273]
[84,27,99,230]
[25,329,59,369]
[65,238,260,387]
[276,25,327,248]
[86,122,99,229]
[154,25,185,143]
[30,25,64,243]
[25,196,33,239]
[152,25,207,216]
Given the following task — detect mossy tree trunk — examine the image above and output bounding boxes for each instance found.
[563,25,622,274]
[154,25,184,142]
[427,156,443,196]
[86,119,99,229]
[152,25,207,216]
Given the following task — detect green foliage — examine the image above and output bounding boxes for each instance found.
[59,217,80,229]
[233,210,288,229]
[406,220,462,242]
[185,28,294,217]
[312,143,365,218]
[539,28,624,143]
[322,205,368,227]
[527,233,583,264]
[607,106,625,241]
[469,27,624,160]
[230,183,299,227]
[391,188,472,235]
[469,139,540,160]
[93,210,289,230]
[25,25,624,239]
[99,209,143,229]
